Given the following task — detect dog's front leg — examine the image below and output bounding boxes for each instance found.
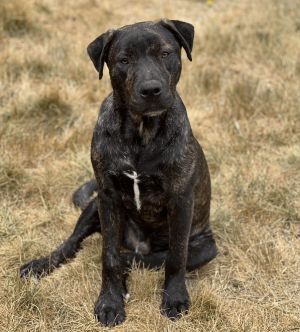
[161,194,193,320]
[94,192,126,327]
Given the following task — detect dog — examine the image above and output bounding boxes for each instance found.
[20,19,217,327]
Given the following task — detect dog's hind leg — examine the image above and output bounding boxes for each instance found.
[20,198,100,279]
[72,179,98,210]
[121,231,217,272]
[186,231,217,272]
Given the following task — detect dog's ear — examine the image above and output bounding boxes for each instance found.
[160,19,194,61]
[87,29,115,79]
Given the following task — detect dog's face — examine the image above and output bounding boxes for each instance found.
[87,20,194,117]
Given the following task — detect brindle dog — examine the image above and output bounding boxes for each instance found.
[20,19,217,327]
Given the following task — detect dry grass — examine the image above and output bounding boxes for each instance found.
[0,0,299,331]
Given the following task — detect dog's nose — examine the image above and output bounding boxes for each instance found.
[139,80,162,98]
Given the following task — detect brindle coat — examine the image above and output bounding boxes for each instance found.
[20,19,217,327]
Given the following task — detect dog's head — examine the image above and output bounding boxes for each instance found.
[87,20,194,117]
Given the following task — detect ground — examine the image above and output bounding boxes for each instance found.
[0,0,299,331]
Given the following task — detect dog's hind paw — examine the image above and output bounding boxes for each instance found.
[20,257,53,279]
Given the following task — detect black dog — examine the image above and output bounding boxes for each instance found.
[20,19,217,327]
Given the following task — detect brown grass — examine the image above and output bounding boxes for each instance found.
[0,0,299,331]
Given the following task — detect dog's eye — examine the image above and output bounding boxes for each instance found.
[121,58,129,64]
[162,51,169,58]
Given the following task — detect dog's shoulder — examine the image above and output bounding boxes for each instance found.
[91,93,126,173]
[93,93,121,138]
[99,93,113,116]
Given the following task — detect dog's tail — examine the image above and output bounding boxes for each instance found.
[72,179,98,210]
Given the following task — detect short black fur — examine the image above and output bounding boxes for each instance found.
[20,19,217,327]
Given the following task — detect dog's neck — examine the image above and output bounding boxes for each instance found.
[112,94,169,146]
[128,111,167,146]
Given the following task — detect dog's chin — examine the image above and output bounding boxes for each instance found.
[128,99,174,118]
[143,109,167,117]
[129,107,168,119]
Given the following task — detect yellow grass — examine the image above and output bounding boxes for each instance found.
[0,0,299,331]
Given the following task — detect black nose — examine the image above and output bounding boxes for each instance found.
[139,80,162,98]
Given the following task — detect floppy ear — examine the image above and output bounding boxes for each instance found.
[160,19,194,61]
[87,29,115,79]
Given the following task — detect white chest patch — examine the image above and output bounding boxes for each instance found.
[123,171,141,211]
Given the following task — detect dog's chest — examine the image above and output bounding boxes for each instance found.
[110,170,166,214]
[123,171,142,211]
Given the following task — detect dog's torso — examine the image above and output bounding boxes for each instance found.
[91,93,211,251]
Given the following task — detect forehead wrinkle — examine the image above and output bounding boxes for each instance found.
[125,32,160,51]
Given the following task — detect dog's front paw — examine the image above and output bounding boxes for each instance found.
[20,257,52,279]
[94,293,126,327]
[161,282,190,320]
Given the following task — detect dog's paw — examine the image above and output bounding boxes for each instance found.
[20,257,52,279]
[94,293,126,327]
[160,284,190,320]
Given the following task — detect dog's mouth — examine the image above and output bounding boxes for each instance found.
[143,109,167,117]
[128,95,174,118]
[129,107,168,119]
